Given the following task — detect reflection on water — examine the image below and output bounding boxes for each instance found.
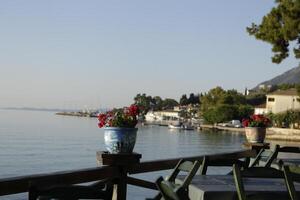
[0,110,299,199]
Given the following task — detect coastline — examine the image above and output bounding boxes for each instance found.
[199,124,300,142]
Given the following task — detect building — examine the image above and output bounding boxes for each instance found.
[254,103,267,115]
[145,110,180,122]
[266,88,300,114]
[258,84,274,91]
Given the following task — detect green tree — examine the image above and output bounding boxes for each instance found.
[223,90,246,105]
[246,93,266,106]
[134,93,152,114]
[162,98,179,110]
[180,94,189,105]
[152,96,163,110]
[201,87,226,112]
[201,87,246,112]
[237,105,254,120]
[247,0,300,63]
[203,104,238,124]
[188,93,200,104]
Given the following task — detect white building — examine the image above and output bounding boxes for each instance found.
[254,103,267,115]
[266,88,300,114]
[145,110,180,122]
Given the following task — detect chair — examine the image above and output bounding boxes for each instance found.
[200,156,250,175]
[28,178,114,200]
[153,159,201,200]
[249,144,280,167]
[233,164,289,200]
[276,146,300,170]
[283,165,300,200]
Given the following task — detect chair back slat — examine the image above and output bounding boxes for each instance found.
[250,145,280,168]
[178,161,194,172]
[279,147,300,153]
[283,165,300,200]
[155,159,201,200]
[234,165,286,200]
[200,156,250,175]
[182,160,201,188]
[241,167,284,178]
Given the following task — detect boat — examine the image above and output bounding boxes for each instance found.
[168,122,194,130]
[168,124,183,129]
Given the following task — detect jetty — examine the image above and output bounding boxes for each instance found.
[56,111,98,118]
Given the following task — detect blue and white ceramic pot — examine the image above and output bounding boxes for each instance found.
[104,127,138,154]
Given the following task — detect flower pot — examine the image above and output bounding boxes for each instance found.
[104,127,137,154]
[245,127,266,143]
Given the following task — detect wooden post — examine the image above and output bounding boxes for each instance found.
[96,151,142,200]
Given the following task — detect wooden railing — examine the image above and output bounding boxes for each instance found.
[0,149,256,199]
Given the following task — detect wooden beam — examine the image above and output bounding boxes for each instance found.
[0,166,119,196]
[128,150,256,174]
[127,177,157,190]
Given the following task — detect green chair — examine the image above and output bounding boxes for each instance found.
[153,159,201,200]
[28,178,114,200]
[200,156,250,175]
[233,164,289,200]
[250,145,280,168]
[276,146,300,170]
[283,165,300,200]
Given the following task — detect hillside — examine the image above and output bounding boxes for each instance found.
[255,65,300,88]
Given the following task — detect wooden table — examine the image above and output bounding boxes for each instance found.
[176,175,300,200]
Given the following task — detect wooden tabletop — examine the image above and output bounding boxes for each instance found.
[176,175,300,200]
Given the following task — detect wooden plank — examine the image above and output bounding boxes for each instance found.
[0,166,119,196]
[128,150,256,174]
[97,151,142,166]
[127,177,157,190]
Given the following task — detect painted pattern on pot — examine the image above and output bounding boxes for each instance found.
[245,127,266,143]
[104,127,137,153]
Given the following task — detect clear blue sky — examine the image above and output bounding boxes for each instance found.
[0,0,298,109]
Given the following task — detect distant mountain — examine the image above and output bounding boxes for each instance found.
[254,65,300,89]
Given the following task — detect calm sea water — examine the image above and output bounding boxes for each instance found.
[0,109,297,199]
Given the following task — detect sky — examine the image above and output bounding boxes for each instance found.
[0,0,299,109]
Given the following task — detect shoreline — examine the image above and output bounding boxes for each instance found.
[199,124,300,142]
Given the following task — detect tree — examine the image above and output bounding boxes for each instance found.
[162,98,179,110]
[201,87,246,112]
[237,105,254,121]
[247,0,300,63]
[180,94,189,105]
[188,93,200,104]
[201,87,226,112]
[133,93,152,114]
[152,96,163,110]
[246,93,266,106]
[203,104,238,124]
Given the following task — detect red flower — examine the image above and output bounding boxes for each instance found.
[97,105,140,129]
[242,114,271,128]
[242,119,249,127]
[128,104,139,116]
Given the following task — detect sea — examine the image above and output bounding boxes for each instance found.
[0,109,297,199]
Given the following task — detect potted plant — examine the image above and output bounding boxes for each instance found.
[242,114,271,143]
[98,105,140,154]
